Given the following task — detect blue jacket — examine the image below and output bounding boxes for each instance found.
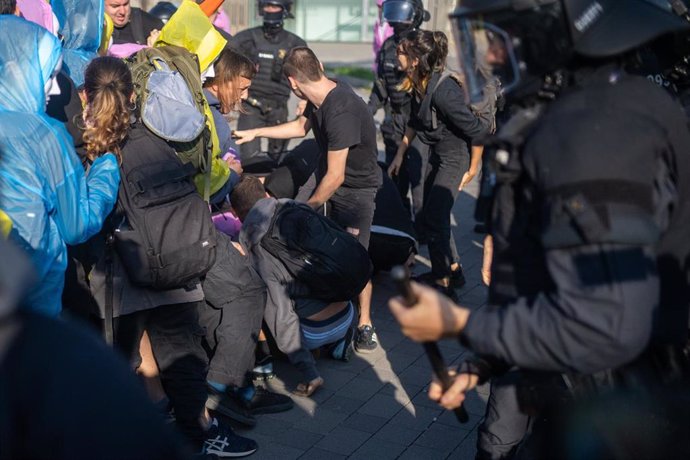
[51,0,103,87]
[0,16,120,316]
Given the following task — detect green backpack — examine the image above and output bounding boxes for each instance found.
[127,45,213,198]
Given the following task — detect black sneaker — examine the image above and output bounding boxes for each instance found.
[244,387,294,415]
[206,386,256,427]
[354,325,378,354]
[204,418,257,458]
[328,325,355,362]
[414,266,466,289]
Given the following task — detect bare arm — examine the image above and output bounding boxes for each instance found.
[459,145,484,191]
[306,148,348,209]
[388,126,416,177]
[234,116,311,144]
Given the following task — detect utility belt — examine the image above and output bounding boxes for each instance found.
[516,343,690,416]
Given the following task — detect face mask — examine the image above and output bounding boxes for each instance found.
[45,57,63,105]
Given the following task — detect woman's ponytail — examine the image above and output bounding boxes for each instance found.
[82,56,133,162]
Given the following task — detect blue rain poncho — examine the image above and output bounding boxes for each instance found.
[0,16,120,316]
[51,0,103,87]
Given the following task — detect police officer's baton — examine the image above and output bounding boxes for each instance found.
[391,266,470,424]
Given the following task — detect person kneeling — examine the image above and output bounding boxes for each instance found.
[232,176,370,397]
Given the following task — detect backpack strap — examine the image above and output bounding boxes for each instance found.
[430,71,454,130]
[103,234,115,346]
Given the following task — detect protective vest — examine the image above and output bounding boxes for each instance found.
[377,35,410,114]
[237,28,303,102]
[482,106,552,306]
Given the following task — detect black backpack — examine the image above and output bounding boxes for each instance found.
[261,201,372,301]
[113,126,217,290]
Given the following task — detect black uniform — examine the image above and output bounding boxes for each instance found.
[368,34,429,219]
[468,66,690,457]
[111,7,163,45]
[408,71,489,280]
[230,27,306,162]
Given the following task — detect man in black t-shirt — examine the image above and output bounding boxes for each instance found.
[235,46,383,354]
[106,0,163,45]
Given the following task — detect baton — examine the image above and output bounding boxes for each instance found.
[391,265,469,423]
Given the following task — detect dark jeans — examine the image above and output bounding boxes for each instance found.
[113,301,208,447]
[328,186,378,250]
[421,151,467,279]
[199,233,267,388]
[237,100,288,162]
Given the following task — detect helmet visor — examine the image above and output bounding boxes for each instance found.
[452,19,519,104]
[382,1,415,24]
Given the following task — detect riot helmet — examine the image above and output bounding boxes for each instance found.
[451,0,689,103]
[382,0,430,31]
[149,1,178,23]
[259,0,293,33]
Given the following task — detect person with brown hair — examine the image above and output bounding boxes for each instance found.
[388,29,490,300]
[234,46,383,355]
[82,56,258,458]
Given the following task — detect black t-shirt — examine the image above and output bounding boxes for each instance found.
[304,81,382,190]
[111,8,163,45]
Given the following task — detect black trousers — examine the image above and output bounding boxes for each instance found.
[421,152,467,279]
[328,186,378,250]
[477,371,532,460]
[113,301,208,447]
[237,99,288,163]
[382,117,430,225]
[199,233,267,388]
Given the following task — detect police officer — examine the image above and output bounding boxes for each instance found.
[368,0,429,219]
[230,0,306,164]
[389,0,690,457]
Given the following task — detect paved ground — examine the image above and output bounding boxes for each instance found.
[230,42,489,459]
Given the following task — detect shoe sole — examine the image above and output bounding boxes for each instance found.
[207,447,257,458]
[354,343,378,354]
[206,397,257,427]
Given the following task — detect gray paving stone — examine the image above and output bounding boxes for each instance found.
[298,447,347,460]
[399,363,437,387]
[265,428,324,451]
[341,412,389,433]
[319,394,364,415]
[388,404,444,431]
[357,366,401,385]
[414,422,468,454]
[292,407,349,435]
[397,444,449,460]
[378,381,424,400]
[383,349,421,371]
[244,433,304,460]
[350,438,407,459]
[334,375,385,401]
[449,430,479,460]
[318,367,358,393]
[357,393,406,419]
[373,423,424,446]
[313,426,372,455]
